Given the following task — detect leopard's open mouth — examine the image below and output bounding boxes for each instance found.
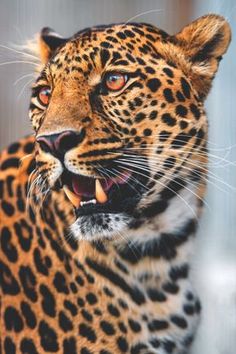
[59,168,147,216]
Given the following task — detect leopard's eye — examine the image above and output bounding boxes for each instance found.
[104,72,128,91]
[38,86,51,106]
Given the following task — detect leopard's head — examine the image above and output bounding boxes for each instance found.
[30,15,231,240]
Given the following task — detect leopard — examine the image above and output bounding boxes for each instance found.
[0,14,231,354]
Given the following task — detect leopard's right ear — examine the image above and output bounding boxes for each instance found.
[173,14,231,100]
[39,27,68,64]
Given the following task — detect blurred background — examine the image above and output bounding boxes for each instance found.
[0,0,235,353]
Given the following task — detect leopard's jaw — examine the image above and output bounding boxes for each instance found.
[70,177,201,241]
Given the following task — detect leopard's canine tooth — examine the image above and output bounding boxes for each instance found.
[63,185,81,208]
[95,179,108,204]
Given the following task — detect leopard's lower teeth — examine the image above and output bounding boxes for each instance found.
[63,185,81,208]
[80,199,97,207]
[63,177,109,208]
[95,179,108,204]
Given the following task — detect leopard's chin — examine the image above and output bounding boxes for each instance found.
[70,212,131,241]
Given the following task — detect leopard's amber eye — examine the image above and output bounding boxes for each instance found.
[38,87,51,106]
[105,72,128,91]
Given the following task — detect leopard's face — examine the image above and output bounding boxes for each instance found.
[29,19,230,240]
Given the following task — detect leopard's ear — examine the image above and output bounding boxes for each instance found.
[39,27,68,64]
[174,14,231,99]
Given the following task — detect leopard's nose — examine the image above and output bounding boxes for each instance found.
[36,129,85,159]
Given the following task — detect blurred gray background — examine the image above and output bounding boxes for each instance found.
[0,1,235,353]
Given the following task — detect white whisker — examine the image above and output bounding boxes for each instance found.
[17,77,34,99]
[118,159,208,212]
[0,60,38,67]
[14,73,35,86]
[0,44,39,60]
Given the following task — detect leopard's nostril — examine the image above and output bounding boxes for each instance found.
[36,136,54,154]
[56,131,82,153]
[36,129,86,160]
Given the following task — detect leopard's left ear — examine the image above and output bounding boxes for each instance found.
[39,27,68,64]
[174,14,231,100]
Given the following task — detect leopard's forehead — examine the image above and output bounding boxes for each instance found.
[49,23,168,71]
[71,22,168,44]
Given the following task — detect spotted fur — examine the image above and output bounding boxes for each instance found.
[0,15,231,354]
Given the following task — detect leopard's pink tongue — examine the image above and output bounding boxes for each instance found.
[72,175,96,198]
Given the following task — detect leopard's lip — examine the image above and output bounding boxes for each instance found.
[59,169,132,209]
